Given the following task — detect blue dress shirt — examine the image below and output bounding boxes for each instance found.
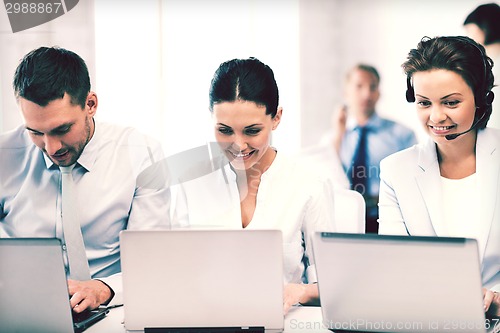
[339,113,417,201]
[0,121,171,304]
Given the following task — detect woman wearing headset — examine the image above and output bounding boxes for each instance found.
[378,36,500,317]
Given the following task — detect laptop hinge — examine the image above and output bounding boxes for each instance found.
[145,326,265,333]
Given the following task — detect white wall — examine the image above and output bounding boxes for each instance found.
[160,0,300,155]
[93,0,163,145]
[94,0,300,156]
[1,0,496,151]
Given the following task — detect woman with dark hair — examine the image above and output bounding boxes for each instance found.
[464,2,500,129]
[173,58,335,313]
[378,36,500,316]
[464,3,500,47]
[464,2,500,45]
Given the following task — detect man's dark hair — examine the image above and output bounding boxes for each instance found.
[348,64,381,85]
[13,46,90,108]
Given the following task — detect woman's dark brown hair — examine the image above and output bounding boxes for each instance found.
[403,36,495,129]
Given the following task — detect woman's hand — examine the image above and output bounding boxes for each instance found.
[483,288,500,317]
[283,283,320,315]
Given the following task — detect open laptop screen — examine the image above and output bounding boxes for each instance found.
[0,238,107,333]
[313,233,486,333]
[120,229,284,332]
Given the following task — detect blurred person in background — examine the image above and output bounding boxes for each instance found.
[324,64,417,233]
[464,2,500,129]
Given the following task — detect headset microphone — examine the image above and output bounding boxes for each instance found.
[444,112,487,140]
[405,37,495,140]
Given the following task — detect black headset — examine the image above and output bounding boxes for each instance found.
[406,76,416,103]
[405,36,495,109]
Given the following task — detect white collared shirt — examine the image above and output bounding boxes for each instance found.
[173,151,335,284]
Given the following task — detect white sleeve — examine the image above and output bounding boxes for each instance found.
[378,158,409,236]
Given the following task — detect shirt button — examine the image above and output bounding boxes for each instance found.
[62,244,67,251]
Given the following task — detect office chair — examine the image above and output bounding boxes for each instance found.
[333,188,366,233]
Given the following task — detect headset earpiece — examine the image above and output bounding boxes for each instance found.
[406,76,415,103]
[485,90,494,105]
[454,36,493,110]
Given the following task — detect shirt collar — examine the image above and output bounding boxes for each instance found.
[42,120,100,172]
[346,112,382,132]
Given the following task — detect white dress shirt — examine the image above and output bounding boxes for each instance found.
[0,121,171,304]
[173,151,335,284]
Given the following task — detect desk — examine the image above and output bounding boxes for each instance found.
[86,305,330,332]
[87,306,500,333]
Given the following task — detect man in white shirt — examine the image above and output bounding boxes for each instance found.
[0,47,170,311]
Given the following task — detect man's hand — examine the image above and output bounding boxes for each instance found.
[68,279,112,313]
[331,105,348,153]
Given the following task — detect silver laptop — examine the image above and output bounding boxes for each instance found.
[120,229,284,332]
[312,232,487,333]
[0,238,108,333]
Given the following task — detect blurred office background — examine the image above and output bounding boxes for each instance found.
[0,0,494,156]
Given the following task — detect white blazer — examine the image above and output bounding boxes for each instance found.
[378,128,500,291]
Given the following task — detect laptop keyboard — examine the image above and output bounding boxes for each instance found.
[72,308,109,333]
[72,309,100,323]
